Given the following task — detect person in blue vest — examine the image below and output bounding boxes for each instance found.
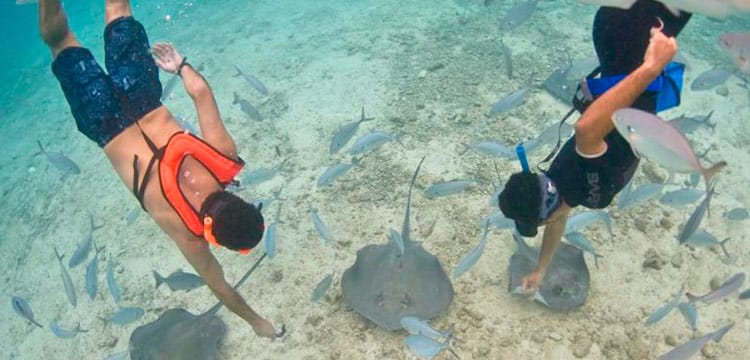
[497,0,691,295]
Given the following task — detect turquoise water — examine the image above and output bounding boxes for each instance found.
[1,1,749,359]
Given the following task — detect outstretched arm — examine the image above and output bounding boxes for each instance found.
[152,43,239,160]
[175,237,279,338]
[574,24,677,156]
[521,204,571,294]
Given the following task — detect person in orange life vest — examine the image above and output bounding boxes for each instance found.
[38,0,282,338]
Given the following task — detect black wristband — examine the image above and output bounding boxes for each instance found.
[176,57,189,77]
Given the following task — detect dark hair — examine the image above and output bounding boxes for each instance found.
[498,172,541,224]
[200,191,264,252]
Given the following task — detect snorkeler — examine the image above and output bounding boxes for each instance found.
[498,0,691,294]
[38,0,283,339]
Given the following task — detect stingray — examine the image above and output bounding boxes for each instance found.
[129,253,277,360]
[507,232,589,311]
[342,157,454,331]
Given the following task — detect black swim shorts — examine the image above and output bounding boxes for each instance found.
[52,16,162,147]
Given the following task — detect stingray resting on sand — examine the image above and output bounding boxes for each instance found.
[508,231,590,311]
[342,157,454,331]
[129,253,282,360]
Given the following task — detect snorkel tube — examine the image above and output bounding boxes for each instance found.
[515,143,530,173]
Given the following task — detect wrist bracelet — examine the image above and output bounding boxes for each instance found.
[176,57,189,77]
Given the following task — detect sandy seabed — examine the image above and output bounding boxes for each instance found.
[1,1,749,359]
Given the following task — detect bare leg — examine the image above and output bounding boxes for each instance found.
[105,0,132,25]
[39,0,81,57]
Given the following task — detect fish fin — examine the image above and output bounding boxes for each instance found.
[704,111,716,131]
[711,323,734,343]
[662,4,681,17]
[153,270,164,288]
[54,247,64,261]
[34,139,45,157]
[458,143,471,156]
[718,237,731,259]
[232,65,242,77]
[703,162,726,193]
[685,292,699,303]
[359,106,375,123]
[232,92,239,104]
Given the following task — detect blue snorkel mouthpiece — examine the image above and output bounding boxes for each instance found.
[516,143,530,173]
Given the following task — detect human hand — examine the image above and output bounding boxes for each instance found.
[520,268,545,296]
[152,42,185,74]
[643,18,678,71]
[250,317,284,339]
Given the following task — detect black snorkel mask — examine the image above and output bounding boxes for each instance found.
[513,143,562,237]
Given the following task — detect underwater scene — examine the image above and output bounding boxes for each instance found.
[2,0,750,359]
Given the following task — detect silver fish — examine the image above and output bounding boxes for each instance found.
[527,122,574,154]
[453,222,491,279]
[691,68,732,91]
[233,65,268,96]
[105,351,129,360]
[400,316,455,343]
[311,209,333,244]
[54,248,77,307]
[125,207,141,226]
[69,215,103,268]
[487,87,529,117]
[424,180,477,199]
[678,301,697,331]
[348,131,400,156]
[682,229,730,258]
[388,228,404,256]
[645,287,683,326]
[265,206,282,259]
[657,323,733,360]
[543,67,577,104]
[241,161,285,186]
[564,210,614,239]
[499,0,538,31]
[50,322,87,339]
[723,207,749,220]
[481,210,514,230]
[668,111,715,134]
[405,334,451,359]
[676,185,715,244]
[106,261,121,304]
[11,296,42,328]
[160,74,180,101]
[687,272,745,304]
[719,32,750,73]
[488,185,505,208]
[311,273,333,303]
[563,231,603,268]
[617,183,664,210]
[461,141,515,159]
[317,158,360,188]
[659,188,704,208]
[153,270,205,292]
[613,108,726,194]
[107,306,144,325]
[329,107,374,154]
[35,140,81,176]
[251,186,285,210]
[500,39,513,78]
[511,285,550,307]
[85,242,105,300]
[232,92,261,121]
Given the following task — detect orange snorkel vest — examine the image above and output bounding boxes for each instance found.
[132,128,247,253]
